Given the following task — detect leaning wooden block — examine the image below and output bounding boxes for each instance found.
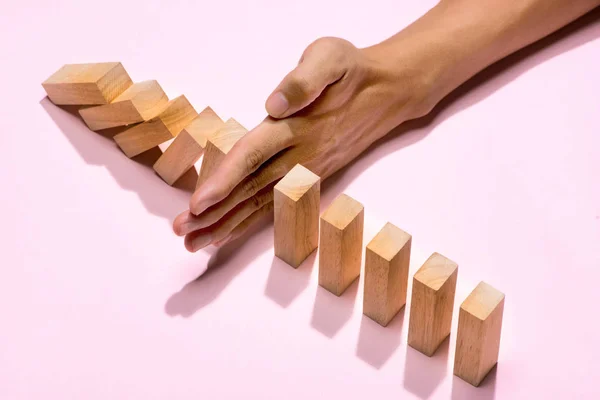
[42,62,133,105]
[454,281,505,387]
[363,222,412,327]
[407,252,458,356]
[153,106,225,185]
[79,80,169,131]
[196,118,247,189]
[274,164,321,268]
[113,95,198,158]
[318,193,364,296]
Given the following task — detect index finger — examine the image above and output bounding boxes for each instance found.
[190,117,295,215]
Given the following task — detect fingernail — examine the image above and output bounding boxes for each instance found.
[191,234,212,251]
[266,92,289,117]
[213,234,232,247]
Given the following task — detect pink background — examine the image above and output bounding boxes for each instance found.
[2,1,599,399]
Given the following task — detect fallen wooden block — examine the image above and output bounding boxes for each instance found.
[196,118,247,190]
[42,62,133,105]
[113,95,198,158]
[79,80,169,131]
[318,193,364,296]
[153,106,225,185]
[363,222,412,327]
[454,281,505,387]
[407,252,458,356]
[274,164,321,268]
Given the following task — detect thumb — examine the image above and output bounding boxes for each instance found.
[265,40,347,119]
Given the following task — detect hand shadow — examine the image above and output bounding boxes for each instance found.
[164,215,273,317]
[264,250,317,308]
[403,337,450,400]
[356,307,405,369]
[310,278,359,338]
[451,365,498,400]
[40,98,196,222]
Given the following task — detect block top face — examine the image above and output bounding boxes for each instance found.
[274,164,320,201]
[414,252,458,291]
[210,118,247,153]
[461,281,505,321]
[321,193,364,230]
[367,222,411,261]
[185,107,225,146]
[112,80,163,103]
[43,62,121,84]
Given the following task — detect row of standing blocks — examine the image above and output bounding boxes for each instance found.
[42,62,504,388]
[42,62,248,189]
[274,163,505,388]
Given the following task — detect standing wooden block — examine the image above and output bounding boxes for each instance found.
[196,118,247,190]
[113,95,198,158]
[318,194,364,296]
[78,80,169,131]
[153,106,225,185]
[407,252,458,356]
[274,164,321,268]
[454,281,505,387]
[363,222,412,327]
[42,62,133,105]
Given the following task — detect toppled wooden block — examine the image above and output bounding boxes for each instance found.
[79,80,169,131]
[274,164,321,268]
[363,222,412,327]
[196,118,247,190]
[113,95,198,158]
[318,193,364,296]
[407,252,458,356]
[454,281,505,387]
[42,62,133,105]
[153,106,225,185]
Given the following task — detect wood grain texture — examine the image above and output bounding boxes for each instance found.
[113,95,198,158]
[454,281,505,387]
[363,222,412,327]
[153,106,225,185]
[318,193,364,296]
[274,164,321,268]
[78,80,169,131]
[196,118,247,190]
[407,252,458,356]
[42,62,133,105]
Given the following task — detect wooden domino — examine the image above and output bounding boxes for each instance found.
[153,106,225,185]
[113,95,198,158]
[79,80,169,131]
[407,252,458,356]
[318,193,364,296]
[196,118,247,190]
[363,222,412,327]
[273,164,321,268]
[454,281,505,387]
[42,62,133,105]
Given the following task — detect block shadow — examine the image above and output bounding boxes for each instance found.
[264,250,317,308]
[403,337,450,400]
[356,307,405,369]
[40,98,194,222]
[164,216,273,317]
[310,278,359,338]
[451,365,498,400]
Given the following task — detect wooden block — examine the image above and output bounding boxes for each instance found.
[113,95,198,158]
[454,281,505,387]
[363,222,412,327]
[407,252,458,356]
[196,118,247,189]
[153,106,225,185]
[318,193,364,296]
[42,62,133,105]
[274,164,321,268]
[78,80,169,131]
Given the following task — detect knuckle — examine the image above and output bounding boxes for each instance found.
[249,194,262,211]
[289,74,314,99]
[245,148,264,173]
[242,177,260,197]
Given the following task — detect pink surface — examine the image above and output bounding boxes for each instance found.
[1,1,599,399]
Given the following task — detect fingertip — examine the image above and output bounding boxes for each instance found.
[184,235,196,252]
[265,91,289,118]
[172,212,189,236]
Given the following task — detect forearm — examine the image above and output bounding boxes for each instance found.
[367,0,600,113]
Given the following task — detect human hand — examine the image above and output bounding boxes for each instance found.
[173,37,435,252]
